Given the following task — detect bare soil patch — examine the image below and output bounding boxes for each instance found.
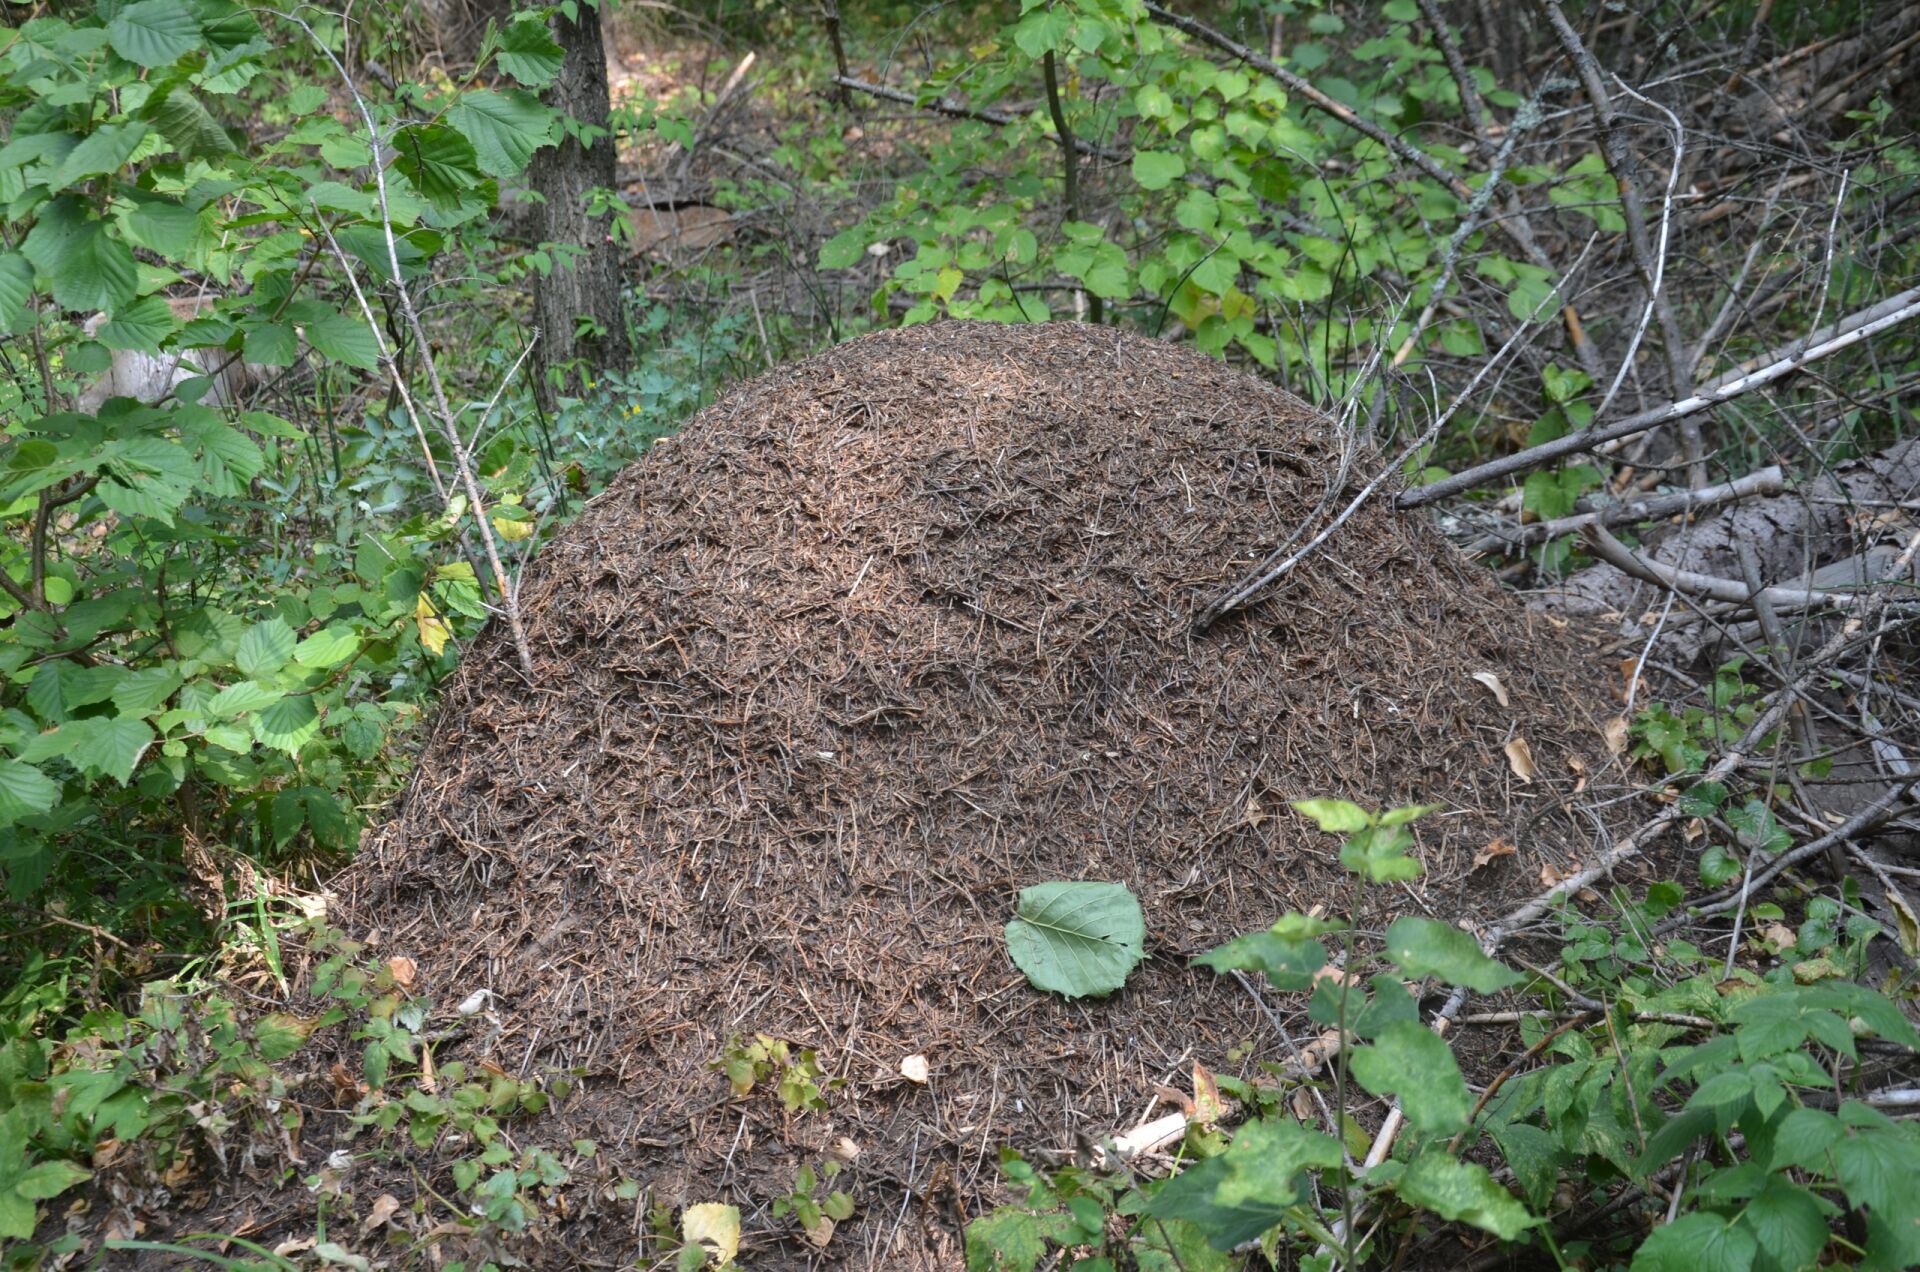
[339,321,1624,1267]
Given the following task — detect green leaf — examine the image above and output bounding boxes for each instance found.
[252,695,319,754]
[300,310,379,370]
[390,124,483,211]
[1738,1177,1832,1272]
[1004,881,1145,999]
[447,88,554,178]
[111,667,182,716]
[49,122,148,190]
[209,681,284,716]
[1132,150,1187,191]
[108,0,204,66]
[304,788,349,850]
[497,18,565,88]
[818,229,867,270]
[1632,1212,1758,1272]
[293,625,360,669]
[1192,925,1328,991]
[1770,1107,1843,1170]
[1396,1153,1536,1241]
[1146,1117,1342,1249]
[95,295,176,352]
[0,761,60,828]
[1834,1130,1920,1215]
[235,617,296,679]
[1011,8,1072,58]
[1488,1122,1560,1211]
[0,254,33,330]
[1339,824,1424,882]
[67,716,155,784]
[1291,799,1371,833]
[272,787,304,846]
[1383,917,1522,992]
[34,210,138,313]
[11,1160,90,1201]
[144,86,236,159]
[965,1208,1045,1272]
[1349,1020,1471,1133]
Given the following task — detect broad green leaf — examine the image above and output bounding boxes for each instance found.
[1834,1130,1920,1215]
[1132,150,1187,191]
[390,124,483,212]
[447,88,554,178]
[0,253,33,329]
[1012,8,1071,57]
[1383,917,1522,992]
[235,617,296,679]
[1349,1020,1471,1133]
[294,625,359,669]
[303,788,349,849]
[252,694,319,753]
[1632,1212,1758,1272]
[1488,1121,1560,1211]
[272,787,305,846]
[67,716,155,784]
[1770,1107,1843,1170]
[12,1160,90,1201]
[243,322,297,366]
[144,86,236,159]
[209,681,284,716]
[818,229,867,270]
[1192,925,1328,991]
[0,760,60,828]
[33,209,138,313]
[300,310,379,370]
[95,295,175,352]
[497,18,565,87]
[1291,798,1370,833]
[108,0,204,66]
[1738,1177,1832,1272]
[966,1208,1046,1272]
[1339,823,1424,882]
[1004,880,1145,999]
[1146,1117,1342,1249]
[1396,1153,1536,1241]
[111,667,181,716]
[49,122,148,190]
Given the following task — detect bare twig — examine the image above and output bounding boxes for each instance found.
[1462,466,1783,555]
[832,76,1127,163]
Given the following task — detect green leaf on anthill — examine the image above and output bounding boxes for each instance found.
[1383,917,1522,992]
[108,0,204,67]
[1339,824,1424,882]
[390,124,484,212]
[1349,1020,1471,1133]
[1395,1153,1536,1241]
[496,18,564,88]
[447,88,555,178]
[1005,880,1145,999]
[1193,913,1341,991]
[1291,798,1371,833]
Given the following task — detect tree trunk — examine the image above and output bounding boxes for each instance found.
[528,0,632,409]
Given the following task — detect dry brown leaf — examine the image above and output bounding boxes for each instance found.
[1472,838,1517,870]
[1603,716,1630,755]
[1290,1087,1316,1120]
[1471,671,1511,708]
[1761,923,1797,951]
[1154,1084,1195,1115]
[385,957,417,990]
[803,1215,836,1247]
[900,1054,930,1084]
[1539,860,1569,889]
[831,1136,861,1162]
[1504,737,1537,783]
[272,1237,317,1258]
[362,1194,402,1233]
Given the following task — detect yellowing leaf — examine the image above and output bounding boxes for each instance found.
[415,595,450,656]
[491,511,535,541]
[682,1202,740,1264]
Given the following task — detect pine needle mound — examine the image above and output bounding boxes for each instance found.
[342,321,1615,1264]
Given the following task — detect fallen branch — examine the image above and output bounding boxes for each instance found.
[1398,283,1920,509]
[1462,466,1783,556]
[1580,522,1863,612]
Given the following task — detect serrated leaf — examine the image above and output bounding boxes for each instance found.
[12,1160,90,1201]
[0,760,60,828]
[1192,926,1328,991]
[49,122,148,190]
[1396,1154,1536,1241]
[1004,881,1144,999]
[235,617,296,678]
[1146,1117,1342,1249]
[252,694,319,754]
[1631,1212,1757,1272]
[682,1203,740,1265]
[1339,823,1424,882]
[304,787,348,849]
[272,786,304,846]
[1738,1177,1833,1272]
[108,0,204,66]
[497,18,564,87]
[67,716,155,784]
[390,124,482,212]
[1383,917,1522,992]
[300,309,379,370]
[95,294,176,352]
[0,253,34,329]
[1349,1020,1471,1133]
[111,667,181,716]
[45,216,138,313]
[145,86,236,159]
[209,681,284,716]
[294,625,359,669]
[447,88,554,178]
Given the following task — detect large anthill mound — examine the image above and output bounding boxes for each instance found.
[341,322,1617,1266]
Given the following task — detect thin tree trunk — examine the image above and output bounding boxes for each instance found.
[529,0,632,409]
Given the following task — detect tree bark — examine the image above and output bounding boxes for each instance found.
[528,0,632,409]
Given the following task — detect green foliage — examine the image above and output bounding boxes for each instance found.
[1004,880,1146,999]
[964,797,1920,1270]
[714,1033,837,1113]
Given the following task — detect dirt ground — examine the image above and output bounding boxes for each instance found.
[315,321,1630,1268]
